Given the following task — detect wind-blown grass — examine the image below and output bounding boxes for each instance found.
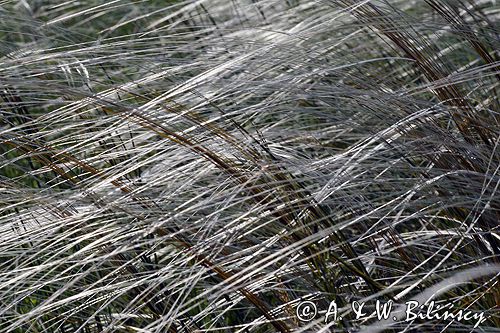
[0,0,499,332]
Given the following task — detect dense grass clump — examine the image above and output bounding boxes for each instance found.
[0,0,499,332]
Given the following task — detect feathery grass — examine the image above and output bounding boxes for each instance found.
[1,0,499,332]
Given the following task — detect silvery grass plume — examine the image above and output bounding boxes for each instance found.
[0,0,499,332]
